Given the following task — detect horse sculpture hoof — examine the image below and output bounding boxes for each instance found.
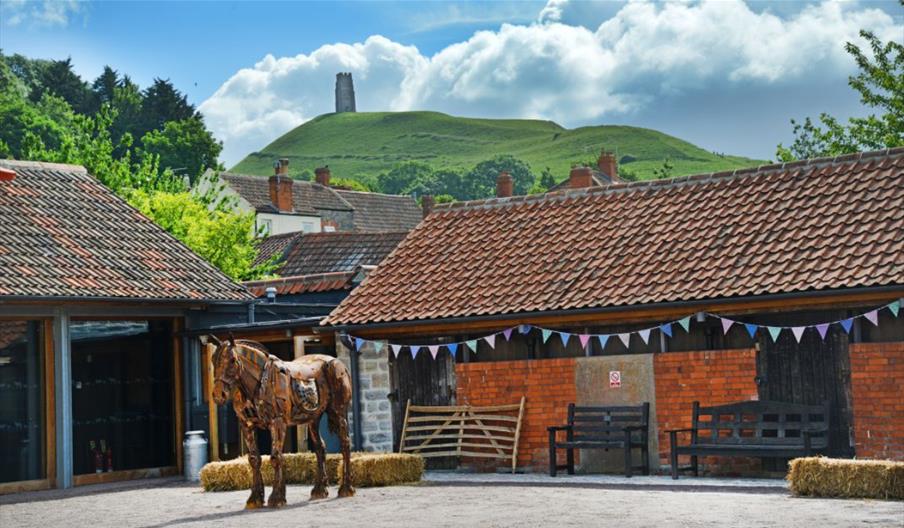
[267,497,287,508]
[310,487,329,500]
[338,485,356,498]
[245,500,263,510]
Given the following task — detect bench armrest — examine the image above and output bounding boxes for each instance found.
[665,428,695,434]
[547,425,572,433]
[623,425,647,431]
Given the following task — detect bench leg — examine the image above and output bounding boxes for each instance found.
[548,431,557,477]
[691,455,699,477]
[669,431,679,480]
[624,430,632,478]
[566,447,575,475]
[642,439,650,476]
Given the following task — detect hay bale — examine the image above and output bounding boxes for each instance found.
[200,452,424,492]
[788,457,904,500]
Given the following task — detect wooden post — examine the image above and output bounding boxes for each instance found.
[294,336,307,452]
[172,319,184,474]
[511,396,526,473]
[44,320,56,487]
[206,344,219,462]
[398,399,412,453]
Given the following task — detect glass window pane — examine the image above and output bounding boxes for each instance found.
[70,320,174,475]
[0,320,45,483]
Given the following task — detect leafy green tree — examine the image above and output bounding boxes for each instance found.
[91,66,120,110]
[31,57,95,114]
[139,78,196,137]
[464,155,534,198]
[777,30,903,161]
[330,176,370,191]
[140,117,223,183]
[0,90,73,160]
[652,158,674,179]
[539,167,557,190]
[377,161,435,195]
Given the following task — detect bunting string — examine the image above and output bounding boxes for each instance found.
[346,299,902,359]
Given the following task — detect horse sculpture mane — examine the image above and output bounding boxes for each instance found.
[209,335,354,508]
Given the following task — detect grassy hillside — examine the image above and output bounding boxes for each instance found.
[232,111,764,183]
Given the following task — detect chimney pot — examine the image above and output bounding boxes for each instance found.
[315,166,331,186]
[597,150,618,181]
[569,166,594,189]
[0,168,15,181]
[276,158,289,176]
[496,170,514,198]
[421,195,435,219]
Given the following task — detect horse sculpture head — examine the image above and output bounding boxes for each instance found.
[209,334,241,405]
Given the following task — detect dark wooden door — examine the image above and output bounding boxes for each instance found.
[755,319,854,460]
[388,349,456,467]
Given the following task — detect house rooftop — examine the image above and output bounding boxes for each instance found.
[255,230,408,276]
[0,160,250,302]
[326,148,904,326]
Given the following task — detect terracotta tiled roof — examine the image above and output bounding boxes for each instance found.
[0,160,251,302]
[333,189,422,232]
[254,231,303,267]
[280,231,408,276]
[220,172,351,215]
[327,148,904,325]
[243,271,358,297]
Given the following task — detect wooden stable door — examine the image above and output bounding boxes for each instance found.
[755,320,854,459]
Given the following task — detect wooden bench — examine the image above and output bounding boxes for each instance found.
[669,400,830,479]
[548,403,650,477]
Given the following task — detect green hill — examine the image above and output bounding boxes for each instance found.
[231,111,764,184]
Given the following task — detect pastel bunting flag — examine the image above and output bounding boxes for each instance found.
[638,328,651,345]
[390,344,402,358]
[618,333,631,348]
[864,310,879,326]
[579,334,591,349]
[889,300,900,317]
[519,325,532,334]
[721,318,734,335]
[465,340,478,353]
[744,323,758,339]
[767,326,782,342]
[372,341,385,354]
[660,323,673,338]
[428,345,440,359]
[678,317,691,332]
[541,329,552,343]
[355,337,365,351]
[503,328,514,341]
[483,335,496,349]
[597,335,609,349]
[559,332,571,346]
[816,324,830,340]
[791,326,806,343]
[840,318,854,334]
[411,346,421,359]
[447,343,458,357]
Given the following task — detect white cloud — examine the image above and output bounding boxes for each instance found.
[201,0,902,166]
[1,0,85,28]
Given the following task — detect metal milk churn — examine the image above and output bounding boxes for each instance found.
[183,430,208,481]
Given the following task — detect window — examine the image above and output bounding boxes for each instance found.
[0,320,45,483]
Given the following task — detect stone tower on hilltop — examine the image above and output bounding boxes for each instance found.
[335,72,356,113]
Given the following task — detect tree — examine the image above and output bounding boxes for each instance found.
[91,66,120,109]
[139,78,196,138]
[776,30,903,161]
[32,57,95,114]
[464,155,534,199]
[652,158,674,179]
[377,161,435,195]
[140,116,223,183]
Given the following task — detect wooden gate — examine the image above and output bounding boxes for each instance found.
[388,348,456,466]
[755,315,854,461]
[398,398,526,473]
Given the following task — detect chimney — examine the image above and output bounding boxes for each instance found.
[496,170,513,198]
[315,166,331,186]
[421,195,435,219]
[597,150,618,181]
[269,159,293,212]
[569,166,594,189]
[0,167,15,181]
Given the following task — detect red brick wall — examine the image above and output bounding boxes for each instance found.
[456,358,576,471]
[653,349,759,473]
[850,342,904,461]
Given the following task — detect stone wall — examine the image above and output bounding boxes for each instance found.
[335,338,393,452]
[850,342,904,460]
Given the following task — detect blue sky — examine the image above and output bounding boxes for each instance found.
[2,1,902,166]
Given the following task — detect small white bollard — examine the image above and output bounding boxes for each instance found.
[183,430,208,481]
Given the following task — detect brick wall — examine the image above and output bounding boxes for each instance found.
[456,358,576,471]
[850,342,904,460]
[653,349,759,473]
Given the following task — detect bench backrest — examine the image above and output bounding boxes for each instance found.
[567,403,649,441]
[691,400,830,446]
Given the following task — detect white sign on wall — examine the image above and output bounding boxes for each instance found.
[609,370,621,388]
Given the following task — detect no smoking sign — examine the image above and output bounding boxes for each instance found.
[609,370,621,388]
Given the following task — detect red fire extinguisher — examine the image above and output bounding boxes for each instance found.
[92,440,104,474]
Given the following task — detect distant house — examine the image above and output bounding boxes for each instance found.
[0,160,250,493]
[206,160,422,235]
[324,148,904,472]
[546,149,621,191]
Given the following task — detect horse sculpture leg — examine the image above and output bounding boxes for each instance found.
[330,409,355,498]
[267,420,288,508]
[241,423,264,509]
[308,420,329,500]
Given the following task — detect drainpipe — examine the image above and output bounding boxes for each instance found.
[346,336,363,450]
[54,308,73,488]
[247,302,256,325]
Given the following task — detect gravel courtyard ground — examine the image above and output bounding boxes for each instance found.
[1,476,901,528]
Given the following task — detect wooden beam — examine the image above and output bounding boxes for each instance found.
[0,478,52,495]
[206,344,219,462]
[72,466,178,486]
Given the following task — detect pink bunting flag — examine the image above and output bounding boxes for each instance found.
[578,334,591,349]
[791,326,806,343]
[617,333,631,348]
[721,318,734,335]
[638,328,651,345]
[483,335,496,349]
[864,310,879,326]
[815,324,830,340]
[428,345,440,359]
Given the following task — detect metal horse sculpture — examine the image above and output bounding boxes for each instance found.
[209,335,355,508]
